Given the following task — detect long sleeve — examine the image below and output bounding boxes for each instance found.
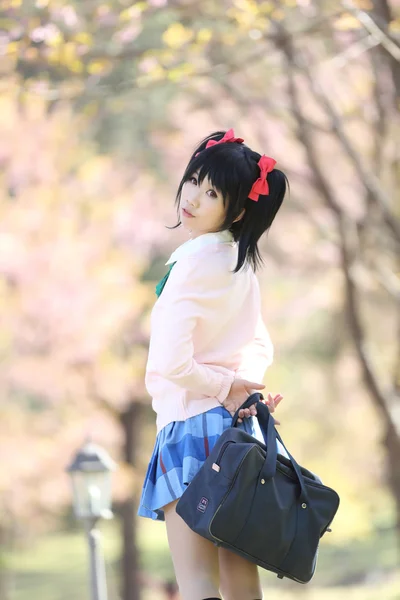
[147,254,235,403]
[235,313,274,383]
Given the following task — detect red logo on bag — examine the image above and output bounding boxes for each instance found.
[197,497,209,513]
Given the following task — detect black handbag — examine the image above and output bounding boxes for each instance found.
[176,393,340,584]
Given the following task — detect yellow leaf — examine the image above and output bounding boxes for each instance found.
[227,7,256,27]
[120,8,131,21]
[334,13,362,30]
[119,4,145,22]
[162,23,193,49]
[6,41,19,55]
[167,63,195,82]
[137,64,166,86]
[233,0,259,15]
[159,49,175,67]
[74,32,93,46]
[150,64,166,80]
[259,1,274,14]
[69,59,84,73]
[87,59,111,75]
[389,18,400,34]
[46,30,63,47]
[197,28,213,44]
[47,48,61,64]
[135,1,147,11]
[146,58,164,77]
[0,18,18,30]
[61,42,76,63]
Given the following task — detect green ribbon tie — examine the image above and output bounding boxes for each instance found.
[155,261,176,298]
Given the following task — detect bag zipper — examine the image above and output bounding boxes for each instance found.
[209,445,254,537]
[214,441,233,469]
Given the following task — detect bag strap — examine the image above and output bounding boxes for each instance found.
[232,394,309,505]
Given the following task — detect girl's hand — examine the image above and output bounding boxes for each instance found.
[223,378,265,421]
[259,393,284,425]
[231,389,284,424]
[237,392,283,424]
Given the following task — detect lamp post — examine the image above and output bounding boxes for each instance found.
[67,441,116,600]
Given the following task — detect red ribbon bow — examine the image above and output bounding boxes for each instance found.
[205,128,244,150]
[248,155,276,201]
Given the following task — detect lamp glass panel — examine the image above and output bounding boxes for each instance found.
[70,471,112,518]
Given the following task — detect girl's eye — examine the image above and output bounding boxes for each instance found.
[207,190,218,198]
[189,176,197,185]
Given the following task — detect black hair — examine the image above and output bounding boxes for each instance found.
[168,130,289,273]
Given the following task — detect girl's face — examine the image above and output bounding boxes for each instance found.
[180,172,226,239]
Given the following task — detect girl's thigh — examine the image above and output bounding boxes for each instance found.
[218,546,263,600]
[163,499,221,600]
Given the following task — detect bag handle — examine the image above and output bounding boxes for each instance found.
[230,392,263,425]
[232,394,309,505]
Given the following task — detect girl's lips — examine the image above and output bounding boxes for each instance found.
[182,208,195,218]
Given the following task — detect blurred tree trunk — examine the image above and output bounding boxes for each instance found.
[0,563,10,600]
[371,0,400,101]
[0,528,11,600]
[277,20,400,548]
[82,369,145,600]
[364,0,400,548]
[119,402,143,600]
[339,216,400,549]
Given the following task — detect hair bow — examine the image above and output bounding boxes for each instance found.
[248,155,276,201]
[205,128,244,150]
[195,129,244,157]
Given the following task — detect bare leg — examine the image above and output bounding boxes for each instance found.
[218,546,263,600]
[163,500,221,600]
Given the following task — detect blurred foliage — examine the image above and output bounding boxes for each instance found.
[1,0,400,598]
[0,81,174,536]
[3,0,399,158]
[4,518,399,599]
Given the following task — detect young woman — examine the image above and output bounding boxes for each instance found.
[138,129,289,600]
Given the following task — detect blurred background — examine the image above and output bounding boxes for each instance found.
[1,0,400,599]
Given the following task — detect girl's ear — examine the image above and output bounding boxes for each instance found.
[233,209,245,223]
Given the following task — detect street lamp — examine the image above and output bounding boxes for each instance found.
[67,441,117,600]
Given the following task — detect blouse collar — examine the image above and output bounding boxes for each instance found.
[165,230,235,265]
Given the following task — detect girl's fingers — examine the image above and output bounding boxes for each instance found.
[237,408,258,422]
[264,400,275,411]
[264,394,284,409]
[238,408,249,422]
[268,393,283,403]
[237,402,261,423]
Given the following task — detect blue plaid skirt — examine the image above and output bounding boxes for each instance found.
[138,406,288,521]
